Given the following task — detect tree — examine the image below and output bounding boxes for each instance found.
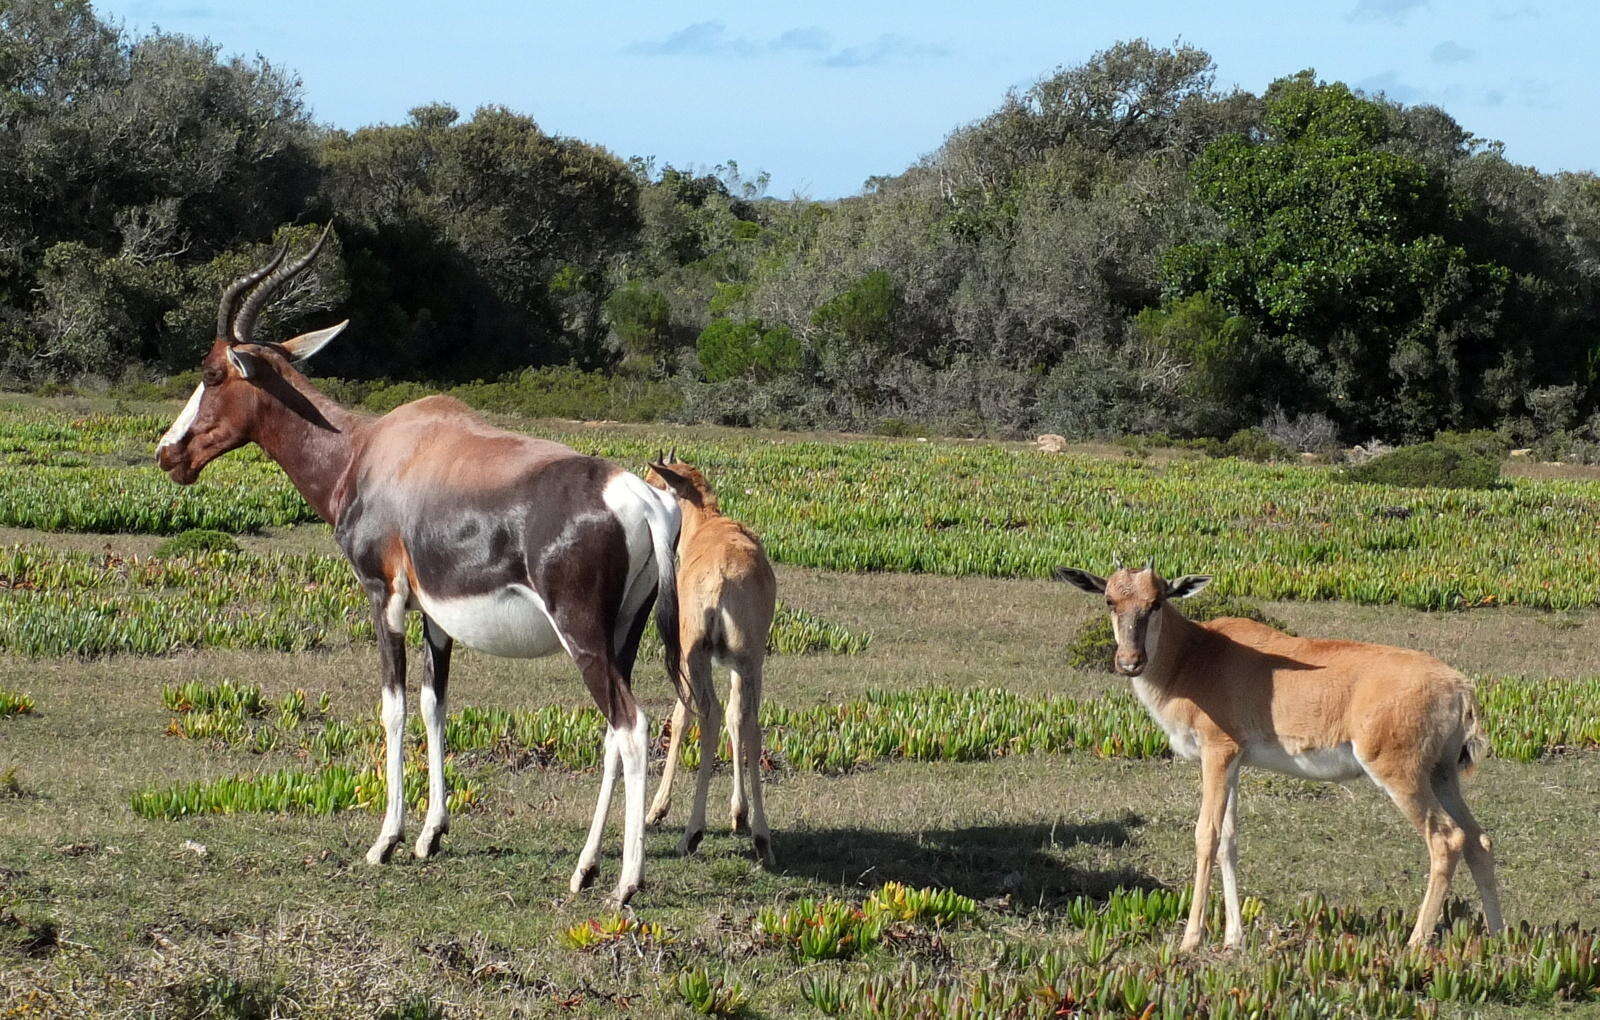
[319,103,641,377]
[1163,72,1509,438]
[0,0,320,377]
[696,318,799,382]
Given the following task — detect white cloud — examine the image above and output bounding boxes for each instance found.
[627,22,947,68]
[1348,0,1428,24]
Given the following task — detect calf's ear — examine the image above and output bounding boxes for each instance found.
[1052,567,1107,594]
[1166,575,1212,599]
[646,461,695,500]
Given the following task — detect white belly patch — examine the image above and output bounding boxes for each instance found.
[1244,741,1364,782]
[414,583,568,659]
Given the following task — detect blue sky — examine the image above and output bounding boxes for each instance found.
[98,0,1594,198]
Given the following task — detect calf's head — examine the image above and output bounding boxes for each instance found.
[156,225,347,485]
[1054,563,1210,676]
[644,450,719,513]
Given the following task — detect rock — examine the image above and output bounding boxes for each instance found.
[1035,434,1068,454]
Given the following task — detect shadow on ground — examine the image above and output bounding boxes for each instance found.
[776,813,1160,908]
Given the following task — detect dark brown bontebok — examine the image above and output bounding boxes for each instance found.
[156,228,682,906]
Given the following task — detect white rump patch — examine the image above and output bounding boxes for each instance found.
[415,583,569,659]
[1244,741,1364,782]
[159,384,204,449]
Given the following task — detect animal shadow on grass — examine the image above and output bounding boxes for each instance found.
[780,813,1159,912]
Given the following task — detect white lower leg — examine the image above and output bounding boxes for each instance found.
[725,683,748,833]
[570,728,619,893]
[414,682,449,859]
[615,709,649,904]
[1219,783,1242,947]
[366,684,406,865]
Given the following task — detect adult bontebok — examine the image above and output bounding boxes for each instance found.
[1055,564,1503,950]
[642,453,776,864]
[155,227,681,906]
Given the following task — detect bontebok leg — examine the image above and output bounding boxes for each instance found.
[366,600,407,866]
[414,616,453,860]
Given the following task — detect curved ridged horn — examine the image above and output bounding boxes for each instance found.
[216,241,288,341]
[231,222,335,345]
[1144,557,1155,573]
[668,446,678,463]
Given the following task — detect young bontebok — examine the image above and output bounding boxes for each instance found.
[642,453,777,864]
[155,228,682,906]
[1055,564,1503,950]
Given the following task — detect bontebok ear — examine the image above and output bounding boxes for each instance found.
[1167,575,1212,599]
[282,320,349,363]
[1053,567,1108,594]
[226,347,266,379]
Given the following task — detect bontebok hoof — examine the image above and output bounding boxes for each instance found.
[645,804,669,827]
[753,833,774,868]
[365,834,401,866]
[677,829,704,856]
[413,825,447,860]
[731,808,749,835]
[607,883,640,910]
[569,863,599,894]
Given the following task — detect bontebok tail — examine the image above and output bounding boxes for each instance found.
[643,487,684,698]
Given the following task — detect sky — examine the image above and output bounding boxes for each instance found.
[96,0,1597,199]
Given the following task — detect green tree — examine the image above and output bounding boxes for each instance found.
[696,318,799,382]
[1163,72,1509,438]
[1131,293,1260,435]
[319,103,640,377]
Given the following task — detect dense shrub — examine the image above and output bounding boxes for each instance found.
[1198,427,1291,463]
[695,318,800,383]
[1342,440,1501,490]
[1063,592,1291,671]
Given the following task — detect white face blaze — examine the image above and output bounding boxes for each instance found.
[158,383,205,450]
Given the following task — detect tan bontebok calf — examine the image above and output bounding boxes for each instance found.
[644,454,777,864]
[1056,564,1503,951]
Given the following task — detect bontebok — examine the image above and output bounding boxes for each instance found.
[155,227,682,906]
[1055,563,1503,950]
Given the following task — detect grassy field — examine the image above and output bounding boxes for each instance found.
[5,396,1600,1016]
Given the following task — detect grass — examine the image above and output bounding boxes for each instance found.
[8,559,1600,1014]
[8,395,1600,1014]
[11,402,1600,608]
[0,543,869,659]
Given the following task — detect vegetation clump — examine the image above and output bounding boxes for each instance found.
[0,689,36,717]
[154,529,240,558]
[670,967,748,1017]
[1342,439,1502,490]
